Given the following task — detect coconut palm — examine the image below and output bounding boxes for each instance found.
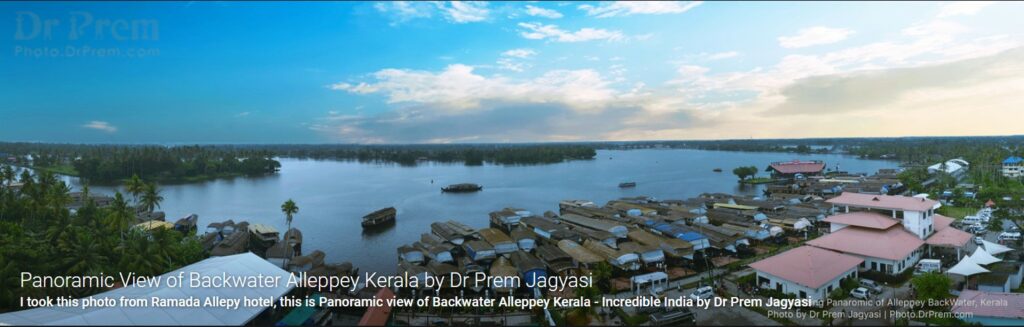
[281,199,299,266]
[125,174,145,206]
[106,192,134,239]
[139,182,163,213]
[0,165,14,187]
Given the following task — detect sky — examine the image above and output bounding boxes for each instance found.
[1,1,1023,144]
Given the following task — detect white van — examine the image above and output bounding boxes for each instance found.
[914,259,942,274]
[998,232,1021,241]
[962,216,982,226]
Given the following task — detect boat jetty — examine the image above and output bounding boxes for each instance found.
[441,183,483,193]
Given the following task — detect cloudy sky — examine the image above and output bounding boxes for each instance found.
[2,1,1023,143]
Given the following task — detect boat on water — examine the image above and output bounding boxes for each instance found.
[431,221,476,245]
[713,168,723,172]
[173,214,198,233]
[397,245,425,265]
[362,207,396,228]
[535,243,577,274]
[463,240,496,262]
[619,182,637,188]
[489,257,520,293]
[479,228,518,255]
[211,221,249,257]
[249,223,280,250]
[284,228,303,256]
[510,251,547,289]
[414,241,454,264]
[488,208,528,231]
[441,183,483,193]
[509,227,537,253]
[457,257,486,292]
[399,261,432,290]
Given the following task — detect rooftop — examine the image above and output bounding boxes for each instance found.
[823,212,899,230]
[951,290,1024,319]
[807,225,924,260]
[749,246,863,289]
[826,192,938,212]
[926,224,972,248]
[769,160,826,174]
[1003,156,1023,165]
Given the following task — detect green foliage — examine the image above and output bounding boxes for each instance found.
[0,171,208,312]
[732,166,759,181]
[911,272,952,305]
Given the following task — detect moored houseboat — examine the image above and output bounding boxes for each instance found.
[619,242,665,267]
[248,223,280,250]
[173,214,198,233]
[510,251,547,289]
[488,257,520,293]
[619,182,637,188]
[584,239,640,271]
[362,207,396,228]
[558,213,628,238]
[479,228,517,255]
[284,228,303,256]
[535,243,577,274]
[457,257,486,292]
[397,245,425,265]
[557,240,604,268]
[431,222,464,245]
[521,216,580,242]
[509,227,537,252]
[462,240,496,262]
[441,183,483,193]
[488,208,528,231]
[627,228,694,259]
[570,225,618,249]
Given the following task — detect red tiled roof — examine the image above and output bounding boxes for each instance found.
[358,288,395,326]
[823,212,899,230]
[807,226,924,260]
[933,214,954,231]
[769,160,826,174]
[749,246,863,289]
[926,225,972,248]
[826,192,938,212]
[951,290,1024,319]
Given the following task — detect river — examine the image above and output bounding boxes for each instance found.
[44,149,894,274]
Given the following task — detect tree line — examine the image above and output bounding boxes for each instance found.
[0,168,205,311]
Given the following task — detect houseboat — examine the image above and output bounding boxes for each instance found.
[489,257,520,293]
[265,240,294,268]
[362,207,396,228]
[627,228,694,259]
[441,183,483,193]
[619,242,665,267]
[558,213,628,238]
[399,261,432,290]
[489,208,527,231]
[397,245,425,265]
[584,239,640,271]
[570,225,619,249]
[414,241,454,264]
[509,227,537,253]
[462,240,496,262]
[619,182,637,188]
[173,214,198,233]
[248,223,280,250]
[479,228,518,255]
[457,257,486,292]
[210,223,250,257]
[284,228,303,256]
[426,261,459,289]
[557,240,604,268]
[431,222,465,245]
[521,216,580,242]
[535,243,577,275]
[510,251,547,289]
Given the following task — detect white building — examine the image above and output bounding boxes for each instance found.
[1004,156,1023,178]
[749,246,862,300]
[928,158,969,180]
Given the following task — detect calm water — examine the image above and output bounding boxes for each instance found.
[60,149,894,274]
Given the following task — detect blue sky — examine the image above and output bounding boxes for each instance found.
[2,1,1023,144]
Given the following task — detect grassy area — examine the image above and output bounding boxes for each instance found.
[29,164,79,176]
[741,177,776,184]
[937,206,977,220]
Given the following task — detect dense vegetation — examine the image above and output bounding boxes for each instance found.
[0,169,206,312]
[249,144,597,166]
[0,143,281,184]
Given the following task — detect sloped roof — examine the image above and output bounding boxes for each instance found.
[970,247,1002,266]
[749,246,863,289]
[826,192,938,212]
[926,225,972,248]
[947,256,990,276]
[1004,156,1024,165]
[0,253,293,325]
[933,214,955,231]
[952,290,1024,319]
[983,239,1013,256]
[823,212,899,230]
[769,160,826,174]
[807,226,924,260]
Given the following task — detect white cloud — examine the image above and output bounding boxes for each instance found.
[518,22,624,42]
[706,51,739,60]
[778,26,855,48]
[438,1,489,23]
[83,121,117,133]
[937,1,994,18]
[501,48,536,59]
[578,1,702,18]
[524,5,563,19]
[375,1,489,25]
[332,64,620,111]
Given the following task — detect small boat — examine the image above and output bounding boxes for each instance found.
[173,214,198,233]
[441,183,483,193]
[713,168,723,172]
[362,207,396,228]
[619,182,637,188]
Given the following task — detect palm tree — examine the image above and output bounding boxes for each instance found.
[106,192,134,239]
[280,199,299,266]
[125,174,145,206]
[139,182,163,213]
[0,165,14,187]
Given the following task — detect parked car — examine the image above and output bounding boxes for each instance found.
[859,279,883,294]
[999,232,1021,241]
[850,287,871,300]
[688,286,714,300]
[650,308,696,326]
[975,236,985,245]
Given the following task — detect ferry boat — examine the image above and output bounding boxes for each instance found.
[362,207,396,228]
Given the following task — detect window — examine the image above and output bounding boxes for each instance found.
[896,210,905,219]
[800,291,807,299]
